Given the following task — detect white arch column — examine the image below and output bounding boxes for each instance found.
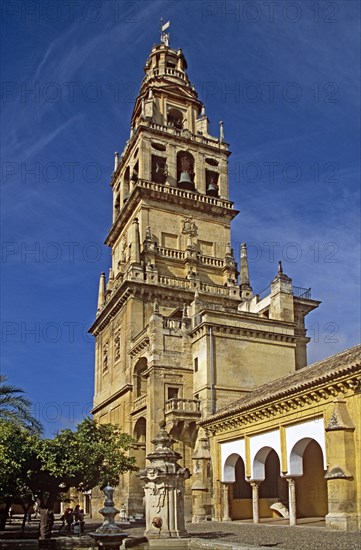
[285,476,297,525]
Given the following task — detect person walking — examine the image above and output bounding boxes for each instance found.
[65,508,74,532]
[33,500,39,519]
[78,509,85,533]
[73,505,80,520]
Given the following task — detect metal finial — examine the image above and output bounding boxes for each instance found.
[278,260,283,274]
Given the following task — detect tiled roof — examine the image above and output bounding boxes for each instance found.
[201,344,361,425]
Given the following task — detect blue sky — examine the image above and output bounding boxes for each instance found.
[1,0,360,436]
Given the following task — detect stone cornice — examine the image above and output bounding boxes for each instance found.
[91,383,132,415]
[190,321,296,345]
[89,279,242,336]
[129,332,150,358]
[106,180,237,247]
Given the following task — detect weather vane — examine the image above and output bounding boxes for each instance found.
[160,18,170,47]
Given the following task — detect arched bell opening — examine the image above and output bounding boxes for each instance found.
[177,151,195,191]
[131,161,139,186]
[151,154,167,184]
[167,108,183,130]
[205,169,219,197]
[293,439,328,519]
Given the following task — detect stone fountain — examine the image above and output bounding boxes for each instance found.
[139,420,190,544]
[89,485,128,549]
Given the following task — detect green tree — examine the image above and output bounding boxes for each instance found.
[16,418,135,539]
[0,421,34,530]
[0,375,42,434]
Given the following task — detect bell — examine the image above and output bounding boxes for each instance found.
[178,171,194,190]
[206,181,218,197]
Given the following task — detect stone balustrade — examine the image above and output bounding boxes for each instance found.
[132,393,147,412]
[163,318,183,330]
[198,255,224,267]
[158,246,185,260]
[165,398,201,415]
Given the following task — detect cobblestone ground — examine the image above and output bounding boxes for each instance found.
[184,521,361,550]
[0,517,360,550]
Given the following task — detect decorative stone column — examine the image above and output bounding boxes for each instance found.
[139,420,190,540]
[286,477,297,526]
[191,435,211,523]
[221,483,232,521]
[250,481,260,524]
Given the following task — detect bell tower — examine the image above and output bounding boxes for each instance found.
[106,40,238,292]
[89,28,320,521]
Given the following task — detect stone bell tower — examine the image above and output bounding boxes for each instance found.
[90,28,320,521]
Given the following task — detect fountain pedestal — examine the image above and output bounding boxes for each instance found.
[140,420,190,540]
[89,485,128,550]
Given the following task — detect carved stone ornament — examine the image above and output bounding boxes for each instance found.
[182,217,197,236]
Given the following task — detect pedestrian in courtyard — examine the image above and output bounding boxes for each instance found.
[78,508,85,533]
[65,508,74,532]
[59,508,67,531]
[33,500,39,519]
[73,504,80,521]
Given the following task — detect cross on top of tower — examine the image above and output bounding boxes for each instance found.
[160,19,170,47]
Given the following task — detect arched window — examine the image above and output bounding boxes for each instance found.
[134,417,146,443]
[134,358,147,397]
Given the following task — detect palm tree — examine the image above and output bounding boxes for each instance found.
[0,375,42,434]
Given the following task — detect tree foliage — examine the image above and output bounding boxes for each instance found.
[0,418,136,533]
[0,375,42,434]
[0,421,34,529]
[27,418,136,507]
[0,421,33,502]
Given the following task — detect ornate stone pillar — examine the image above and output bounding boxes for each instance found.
[287,477,297,526]
[191,435,211,523]
[221,482,231,521]
[139,420,190,539]
[250,481,260,524]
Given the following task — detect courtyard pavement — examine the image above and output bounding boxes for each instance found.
[0,515,360,549]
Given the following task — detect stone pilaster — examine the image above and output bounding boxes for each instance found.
[325,399,358,530]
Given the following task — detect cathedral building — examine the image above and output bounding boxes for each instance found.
[89,32,323,521]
